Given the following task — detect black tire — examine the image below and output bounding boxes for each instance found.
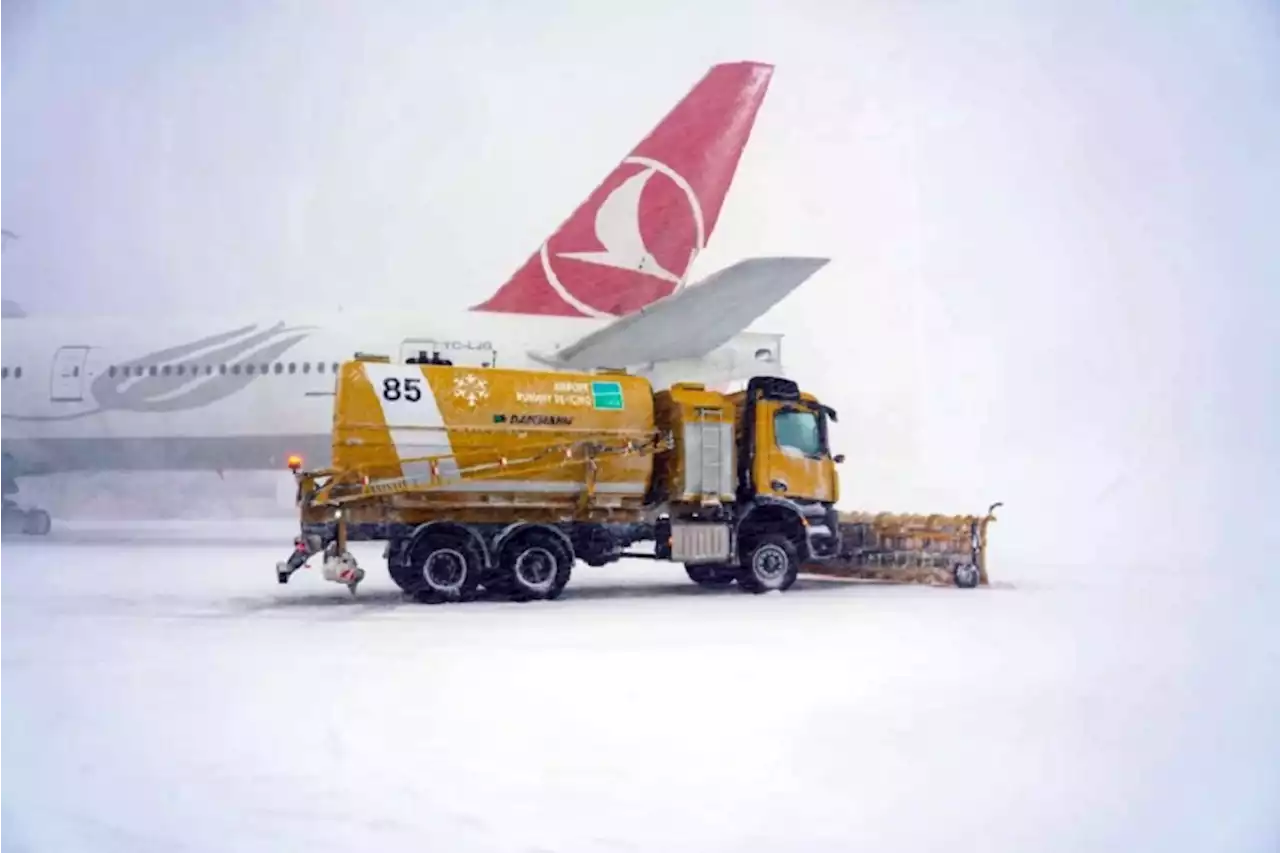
[953,562,980,589]
[498,530,573,602]
[22,508,51,536]
[737,534,799,594]
[685,562,736,588]
[394,531,483,603]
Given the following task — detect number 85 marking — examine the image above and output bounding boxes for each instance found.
[381,377,423,402]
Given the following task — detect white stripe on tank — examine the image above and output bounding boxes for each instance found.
[361,362,460,482]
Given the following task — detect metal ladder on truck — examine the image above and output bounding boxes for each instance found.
[696,407,726,505]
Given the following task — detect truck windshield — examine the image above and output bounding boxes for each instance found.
[774,408,823,457]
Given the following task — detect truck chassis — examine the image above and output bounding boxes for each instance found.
[277,495,842,602]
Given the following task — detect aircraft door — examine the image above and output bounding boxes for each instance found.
[398,338,497,368]
[49,345,91,402]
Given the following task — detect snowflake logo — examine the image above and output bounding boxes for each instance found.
[453,373,489,408]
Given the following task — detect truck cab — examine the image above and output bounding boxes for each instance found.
[654,376,842,592]
[728,376,841,557]
[730,376,840,504]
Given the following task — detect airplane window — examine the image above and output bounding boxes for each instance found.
[302,362,311,374]
[220,364,227,375]
[162,365,171,376]
[316,362,325,374]
[332,362,340,374]
[14,367,21,379]
[72,367,80,377]
[288,362,296,374]
[246,364,256,375]
[108,366,117,377]
[260,363,269,374]
[232,365,241,375]
[273,363,283,375]
[2,368,8,379]
[176,365,185,376]
[206,365,213,375]
[149,366,157,376]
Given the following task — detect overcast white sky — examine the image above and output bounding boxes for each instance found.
[3,0,1278,564]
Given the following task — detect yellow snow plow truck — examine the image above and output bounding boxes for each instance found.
[275,355,998,601]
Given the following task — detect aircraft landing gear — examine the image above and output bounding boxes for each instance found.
[0,499,52,532]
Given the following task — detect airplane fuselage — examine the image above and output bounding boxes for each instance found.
[0,59,791,520]
[0,312,781,477]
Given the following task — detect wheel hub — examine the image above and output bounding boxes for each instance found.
[424,548,467,592]
[753,545,787,581]
[514,547,556,590]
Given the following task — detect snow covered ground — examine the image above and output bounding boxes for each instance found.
[3,521,1278,852]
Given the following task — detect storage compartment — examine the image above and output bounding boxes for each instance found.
[670,522,733,564]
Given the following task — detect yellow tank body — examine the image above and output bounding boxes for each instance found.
[324,360,658,521]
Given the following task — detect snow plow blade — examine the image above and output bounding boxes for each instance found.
[801,502,1002,588]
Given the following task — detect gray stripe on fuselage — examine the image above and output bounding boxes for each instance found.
[2,435,334,477]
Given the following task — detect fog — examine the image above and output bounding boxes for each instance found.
[4,4,1280,850]
[4,1,1279,561]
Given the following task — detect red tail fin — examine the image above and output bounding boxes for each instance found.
[472,61,774,318]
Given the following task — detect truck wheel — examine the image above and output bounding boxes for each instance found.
[738,534,799,594]
[402,532,482,603]
[953,562,980,589]
[500,530,573,602]
[685,563,736,587]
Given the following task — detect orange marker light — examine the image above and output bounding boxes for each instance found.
[287,454,304,471]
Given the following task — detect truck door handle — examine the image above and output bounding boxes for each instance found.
[771,479,787,492]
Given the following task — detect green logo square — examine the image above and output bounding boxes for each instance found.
[591,381,624,411]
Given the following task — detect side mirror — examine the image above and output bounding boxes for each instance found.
[833,454,846,464]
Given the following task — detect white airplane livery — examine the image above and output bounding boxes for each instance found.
[1,61,829,534]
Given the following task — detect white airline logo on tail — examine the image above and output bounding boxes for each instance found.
[539,156,706,319]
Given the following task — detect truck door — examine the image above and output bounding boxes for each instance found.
[754,400,835,503]
[49,345,91,402]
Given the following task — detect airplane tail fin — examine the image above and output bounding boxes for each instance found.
[472,61,774,318]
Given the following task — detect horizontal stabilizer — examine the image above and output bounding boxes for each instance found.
[536,256,828,369]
